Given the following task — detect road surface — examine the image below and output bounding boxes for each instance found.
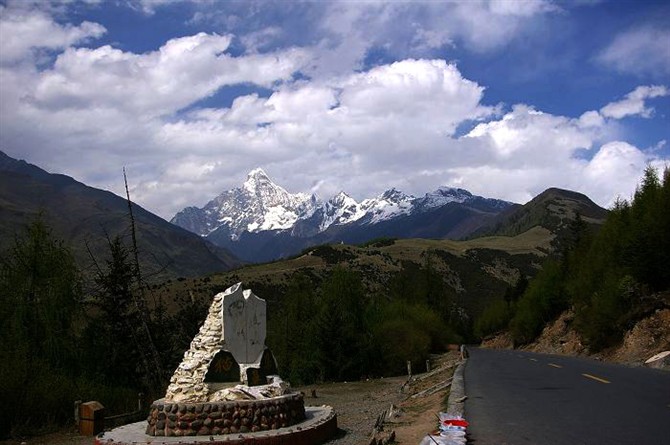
[464,348,670,444]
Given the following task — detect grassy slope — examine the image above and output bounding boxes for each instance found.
[150,226,554,320]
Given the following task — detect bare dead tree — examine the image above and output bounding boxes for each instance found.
[123,167,165,389]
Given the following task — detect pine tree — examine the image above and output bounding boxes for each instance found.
[0,217,82,437]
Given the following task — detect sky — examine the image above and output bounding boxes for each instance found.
[0,0,669,220]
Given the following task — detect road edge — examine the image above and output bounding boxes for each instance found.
[445,358,467,417]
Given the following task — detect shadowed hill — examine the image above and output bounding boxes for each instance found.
[470,187,608,248]
[0,151,241,281]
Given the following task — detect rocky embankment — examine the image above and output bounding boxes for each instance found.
[481,308,670,369]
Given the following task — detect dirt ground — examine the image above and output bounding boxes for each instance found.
[2,352,460,445]
[299,352,459,445]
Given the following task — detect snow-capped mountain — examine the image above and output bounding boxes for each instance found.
[360,188,415,224]
[171,168,516,262]
[318,191,367,230]
[414,187,511,212]
[171,168,316,240]
[172,171,418,240]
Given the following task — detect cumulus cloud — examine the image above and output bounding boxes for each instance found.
[578,110,605,128]
[465,105,596,161]
[451,130,651,208]
[122,63,657,216]
[134,58,497,210]
[600,85,669,119]
[0,12,309,211]
[598,25,670,77]
[28,33,308,117]
[0,5,106,64]
[1,2,666,220]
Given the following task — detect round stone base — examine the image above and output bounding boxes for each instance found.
[95,405,337,445]
[145,393,305,436]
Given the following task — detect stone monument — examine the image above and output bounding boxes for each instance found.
[146,283,306,436]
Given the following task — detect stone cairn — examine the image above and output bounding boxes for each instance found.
[146,283,306,437]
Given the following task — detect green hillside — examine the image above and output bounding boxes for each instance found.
[477,167,670,350]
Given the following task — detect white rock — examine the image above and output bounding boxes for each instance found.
[644,351,670,369]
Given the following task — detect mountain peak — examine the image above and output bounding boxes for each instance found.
[380,187,413,202]
[332,191,353,202]
[174,167,315,239]
[247,167,269,180]
[243,168,273,192]
[435,186,472,197]
[415,186,473,210]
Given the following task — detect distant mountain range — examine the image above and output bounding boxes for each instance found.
[157,186,609,327]
[171,168,517,262]
[1,149,608,275]
[0,151,241,280]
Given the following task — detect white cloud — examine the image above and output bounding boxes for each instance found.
[1,3,667,221]
[600,85,669,119]
[132,0,175,15]
[137,58,496,209]
[488,0,557,17]
[0,6,106,64]
[445,139,652,210]
[465,105,596,162]
[583,141,649,205]
[578,110,605,128]
[127,62,659,216]
[451,0,558,51]
[240,26,284,53]
[28,33,308,117]
[3,39,662,218]
[598,25,670,77]
[449,105,661,207]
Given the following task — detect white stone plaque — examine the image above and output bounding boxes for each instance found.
[222,283,266,364]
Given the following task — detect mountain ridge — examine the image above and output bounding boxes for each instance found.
[471,187,608,244]
[0,151,241,280]
[170,168,516,262]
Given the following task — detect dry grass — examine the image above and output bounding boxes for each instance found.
[382,226,553,258]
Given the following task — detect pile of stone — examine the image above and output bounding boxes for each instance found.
[164,289,227,402]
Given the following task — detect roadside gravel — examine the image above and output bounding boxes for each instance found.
[299,376,408,445]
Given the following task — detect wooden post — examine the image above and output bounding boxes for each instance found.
[406,360,412,379]
[426,359,431,372]
[74,400,81,427]
[79,401,105,436]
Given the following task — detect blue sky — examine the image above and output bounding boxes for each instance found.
[0,0,668,219]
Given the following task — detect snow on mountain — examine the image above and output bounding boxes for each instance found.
[360,188,416,224]
[171,168,316,240]
[319,191,367,230]
[171,168,513,242]
[415,187,472,210]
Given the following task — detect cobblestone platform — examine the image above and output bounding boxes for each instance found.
[145,394,305,436]
[95,406,337,445]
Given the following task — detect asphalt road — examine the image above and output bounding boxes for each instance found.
[464,348,670,445]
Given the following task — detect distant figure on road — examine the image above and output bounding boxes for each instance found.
[460,344,468,360]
